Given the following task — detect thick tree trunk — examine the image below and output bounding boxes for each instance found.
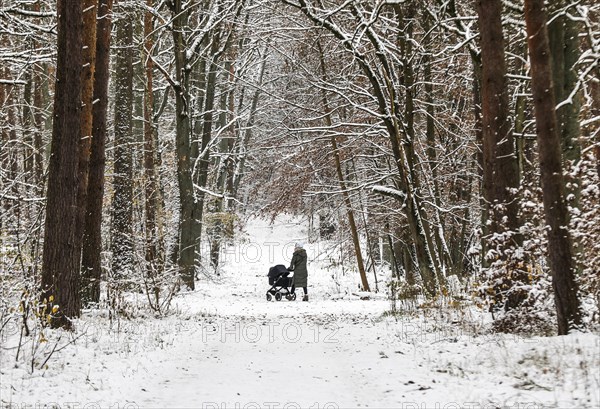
[477,0,527,313]
[40,0,84,328]
[82,0,114,304]
[476,0,521,242]
[111,4,135,276]
[524,0,583,335]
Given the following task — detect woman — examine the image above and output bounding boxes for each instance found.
[288,242,308,301]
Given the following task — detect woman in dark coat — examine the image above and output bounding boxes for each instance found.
[288,243,308,301]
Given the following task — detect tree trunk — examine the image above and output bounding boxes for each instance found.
[143,0,161,299]
[111,3,135,276]
[76,0,98,273]
[476,0,521,242]
[524,0,583,335]
[192,42,221,267]
[208,61,235,271]
[82,0,114,304]
[549,0,582,166]
[40,0,84,328]
[170,0,196,290]
[399,228,416,286]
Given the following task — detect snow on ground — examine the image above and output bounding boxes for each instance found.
[1,217,599,409]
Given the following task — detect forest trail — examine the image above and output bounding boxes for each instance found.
[127,218,424,408]
[2,218,598,408]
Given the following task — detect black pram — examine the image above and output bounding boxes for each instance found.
[266,264,296,301]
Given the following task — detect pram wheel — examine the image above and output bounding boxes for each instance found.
[286,293,297,301]
[275,292,282,301]
[266,293,272,301]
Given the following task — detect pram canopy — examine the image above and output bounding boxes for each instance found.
[268,264,289,278]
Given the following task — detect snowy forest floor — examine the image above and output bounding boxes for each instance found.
[1,217,599,408]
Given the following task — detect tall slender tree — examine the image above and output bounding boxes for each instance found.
[476,0,521,246]
[40,0,84,328]
[76,0,98,273]
[143,0,162,300]
[169,0,197,290]
[111,2,135,276]
[549,0,582,166]
[524,0,583,335]
[82,0,114,303]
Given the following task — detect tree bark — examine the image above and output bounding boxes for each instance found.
[476,0,521,243]
[143,0,161,298]
[76,0,98,276]
[549,0,582,166]
[40,0,84,328]
[111,3,135,276]
[170,0,196,290]
[524,0,583,335]
[82,0,114,304]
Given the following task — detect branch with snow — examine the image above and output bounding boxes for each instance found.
[372,185,407,201]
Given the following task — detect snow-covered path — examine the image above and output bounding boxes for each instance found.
[2,218,599,408]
